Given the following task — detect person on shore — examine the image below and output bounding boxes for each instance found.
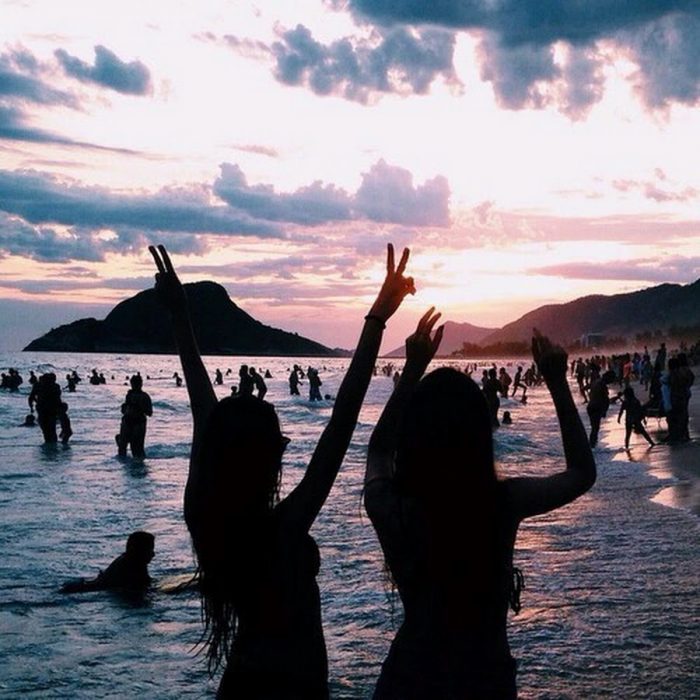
[238,365,254,397]
[586,370,616,447]
[116,374,153,459]
[149,243,415,698]
[249,367,268,400]
[60,531,155,594]
[617,387,654,449]
[28,372,63,444]
[365,324,596,699]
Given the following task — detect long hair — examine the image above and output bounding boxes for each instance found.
[394,368,500,620]
[191,395,285,673]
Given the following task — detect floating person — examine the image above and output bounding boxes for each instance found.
[502,410,513,425]
[28,372,63,444]
[116,374,153,459]
[21,413,36,427]
[174,371,183,387]
[249,367,267,400]
[365,323,596,699]
[238,364,254,397]
[149,242,415,698]
[264,369,272,379]
[617,386,654,449]
[60,531,155,594]
[90,369,101,385]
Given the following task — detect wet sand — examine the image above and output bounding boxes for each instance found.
[629,371,700,517]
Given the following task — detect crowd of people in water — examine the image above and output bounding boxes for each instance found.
[2,244,697,699]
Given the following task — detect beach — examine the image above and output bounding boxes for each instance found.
[0,352,698,699]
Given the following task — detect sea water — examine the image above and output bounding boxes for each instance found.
[0,352,697,699]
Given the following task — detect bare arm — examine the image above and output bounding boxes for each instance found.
[281,244,416,533]
[366,308,444,484]
[507,330,596,519]
[149,246,217,447]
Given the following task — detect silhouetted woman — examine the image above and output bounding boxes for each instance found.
[365,318,596,698]
[150,244,415,698]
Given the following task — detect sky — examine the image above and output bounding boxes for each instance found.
[1,0,699,352]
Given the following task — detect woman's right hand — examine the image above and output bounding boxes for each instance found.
[405,307,444,372]
[532,328,568,384]
[149,245,187,313]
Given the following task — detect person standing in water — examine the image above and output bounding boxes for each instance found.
[116,374,153,459]
[617,386,654,449]
[249,367,268,400]
[149,243,415,698]
[365,323,595,698]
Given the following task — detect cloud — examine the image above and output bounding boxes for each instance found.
[231,143,280,158]
[55,45,152,95]
[611,172,699,203]
[224,23,459,103]
[0,169,282,237]
[344,1,700,114]
[0,47,76,106]
[529,256,700,284]
[214,159,450,226]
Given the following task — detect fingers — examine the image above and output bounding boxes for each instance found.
[418,306,436,331]
[425,311,441,334]
[432,324,445,353]
[158,245,175,274]
[387,243,395,274]
[404,276,416,295]
[149,245,166,274]
[396,247,410,276]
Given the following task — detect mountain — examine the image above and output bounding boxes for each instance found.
[384,320,496,357]
[23,281,341,356]
[480,279,700,346]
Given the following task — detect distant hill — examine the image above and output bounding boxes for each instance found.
[24,281,341,356]
[384,320,496,357]
[480,279,700,346]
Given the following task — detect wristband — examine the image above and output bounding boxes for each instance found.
[364,314,386,329]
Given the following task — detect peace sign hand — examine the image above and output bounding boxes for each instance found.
[149,245,187,313]
[532,328,568,383]
[367,244,416,323]
[405,307,444,372]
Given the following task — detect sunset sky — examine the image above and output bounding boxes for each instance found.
[1,0,699,352]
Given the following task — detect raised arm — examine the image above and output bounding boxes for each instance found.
[507,329,596,519]
[149,245,217,443]
[366,308,444,484]
[281,244,416,532]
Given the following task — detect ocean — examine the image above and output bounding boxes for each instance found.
[0,352,697,699]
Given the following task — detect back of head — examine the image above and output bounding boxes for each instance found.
[130,374,142,390]
[395,368,495,504]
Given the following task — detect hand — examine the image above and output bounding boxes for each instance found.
[405,307,444,372]
[149,245,187,313]
[532,328,568,383]
[367,244,416,323]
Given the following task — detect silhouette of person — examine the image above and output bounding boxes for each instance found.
[586,370,616,447]
[174,371,183,387]
[116,374,153,459]
[502,410,513,425]
[365,323,596,699]
[617,386,654,449]
[21,413,36,427]
[238,365,254,397]
[308,367,323,401]
[60,531,155,594]
[482,368,502,428]
[65,373,77,392]
[250,367,268,400]
[289,366,302,396]
[215,369,224,385]
[28,372,62,443]
[149,243,415,698]
[58,402,73,445]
